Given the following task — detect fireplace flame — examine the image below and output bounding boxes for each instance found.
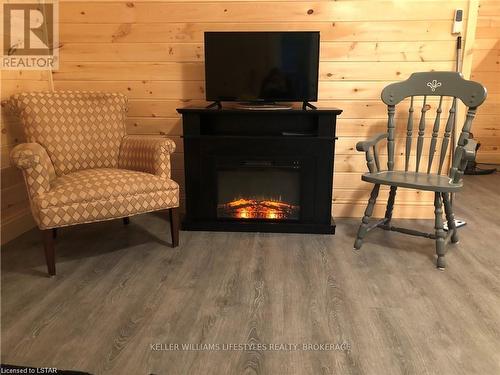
[218,198,299,220]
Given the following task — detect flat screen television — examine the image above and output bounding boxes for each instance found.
[204,31,320,103]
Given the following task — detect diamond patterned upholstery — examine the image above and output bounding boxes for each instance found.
[10,142,56,197]
[32,168,179,228]
[9,91,179,230]
[119,135,176,179]
[10,91,126,176]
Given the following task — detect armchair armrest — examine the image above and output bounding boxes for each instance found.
[451,138,478,183]
[463,138,477,162]
[356,133,388,173]
[356,133,388,152]
[119,135,176,179]
[10,143,56,196]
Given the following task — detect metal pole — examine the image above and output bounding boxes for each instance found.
[449,36,466,229]
[450,36,461,206]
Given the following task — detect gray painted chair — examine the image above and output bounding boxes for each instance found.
[353,72,487,269]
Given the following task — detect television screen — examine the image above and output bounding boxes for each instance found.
[204,32,320,102]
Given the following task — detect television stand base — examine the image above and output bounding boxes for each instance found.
[206,101,317,110]
[233,102,293,110]
[303,101,317,110]
[206,101,222,109]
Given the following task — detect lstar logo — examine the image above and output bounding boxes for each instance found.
[2,1,59,70]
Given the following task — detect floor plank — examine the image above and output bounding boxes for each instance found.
[1,175,500,375]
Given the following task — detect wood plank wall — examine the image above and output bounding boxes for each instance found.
[1,71,52,244]
[1,0,488,244]
[471,0,500,164]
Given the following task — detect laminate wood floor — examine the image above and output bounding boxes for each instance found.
[2,175,500,375]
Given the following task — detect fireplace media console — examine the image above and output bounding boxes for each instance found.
[177,106,342,234]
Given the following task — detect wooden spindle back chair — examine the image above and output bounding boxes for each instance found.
[353,72,487,269]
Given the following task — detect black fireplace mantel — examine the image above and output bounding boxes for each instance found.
[177,106,342,234]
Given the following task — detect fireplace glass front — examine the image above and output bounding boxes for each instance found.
[217,163,300,221]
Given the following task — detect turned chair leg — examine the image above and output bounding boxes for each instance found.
[42,230,56,276]
[169,207,180,247]
[434,193,447,269]
[384,186,397,225]
[123,217,130,225]
[354,184,380,250]
[442,192,459,244]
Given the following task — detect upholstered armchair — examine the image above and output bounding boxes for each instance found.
[9,91,180,276]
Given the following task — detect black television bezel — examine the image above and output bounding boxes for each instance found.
[204,31,320,103]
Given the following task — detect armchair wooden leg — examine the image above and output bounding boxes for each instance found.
[42,230,56,276]
[434,193,446,270]
[354,184,380,250]
[169,207,180,247]
[123,217,130,225]
[442,193,459,244]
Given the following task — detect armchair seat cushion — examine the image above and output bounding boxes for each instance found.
[362,171,463,192]
[32,168,179,229]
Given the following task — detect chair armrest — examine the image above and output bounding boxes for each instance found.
[119,135,176,179]
[356,133,388,152]
[451,138,478,183]
[355,133,388,173]
[10,143,56,196]
[463,138,477,162]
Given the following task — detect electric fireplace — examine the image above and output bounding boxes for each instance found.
[178,106,342,234]
[217,162,301,221]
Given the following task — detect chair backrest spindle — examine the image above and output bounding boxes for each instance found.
[404,96,414,172]
[373,145,380,171]
[387,105,396,171]
[438,98,457,174]
[415,96,428,172]
[427,96,443,173]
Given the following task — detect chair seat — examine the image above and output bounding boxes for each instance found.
[361,171,462,192]
[33,168,179,229]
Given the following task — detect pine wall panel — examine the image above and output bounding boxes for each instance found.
[471,0,500,163]
[0,71,52,244]
[1,1,54,243]
[2,0,494,244]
